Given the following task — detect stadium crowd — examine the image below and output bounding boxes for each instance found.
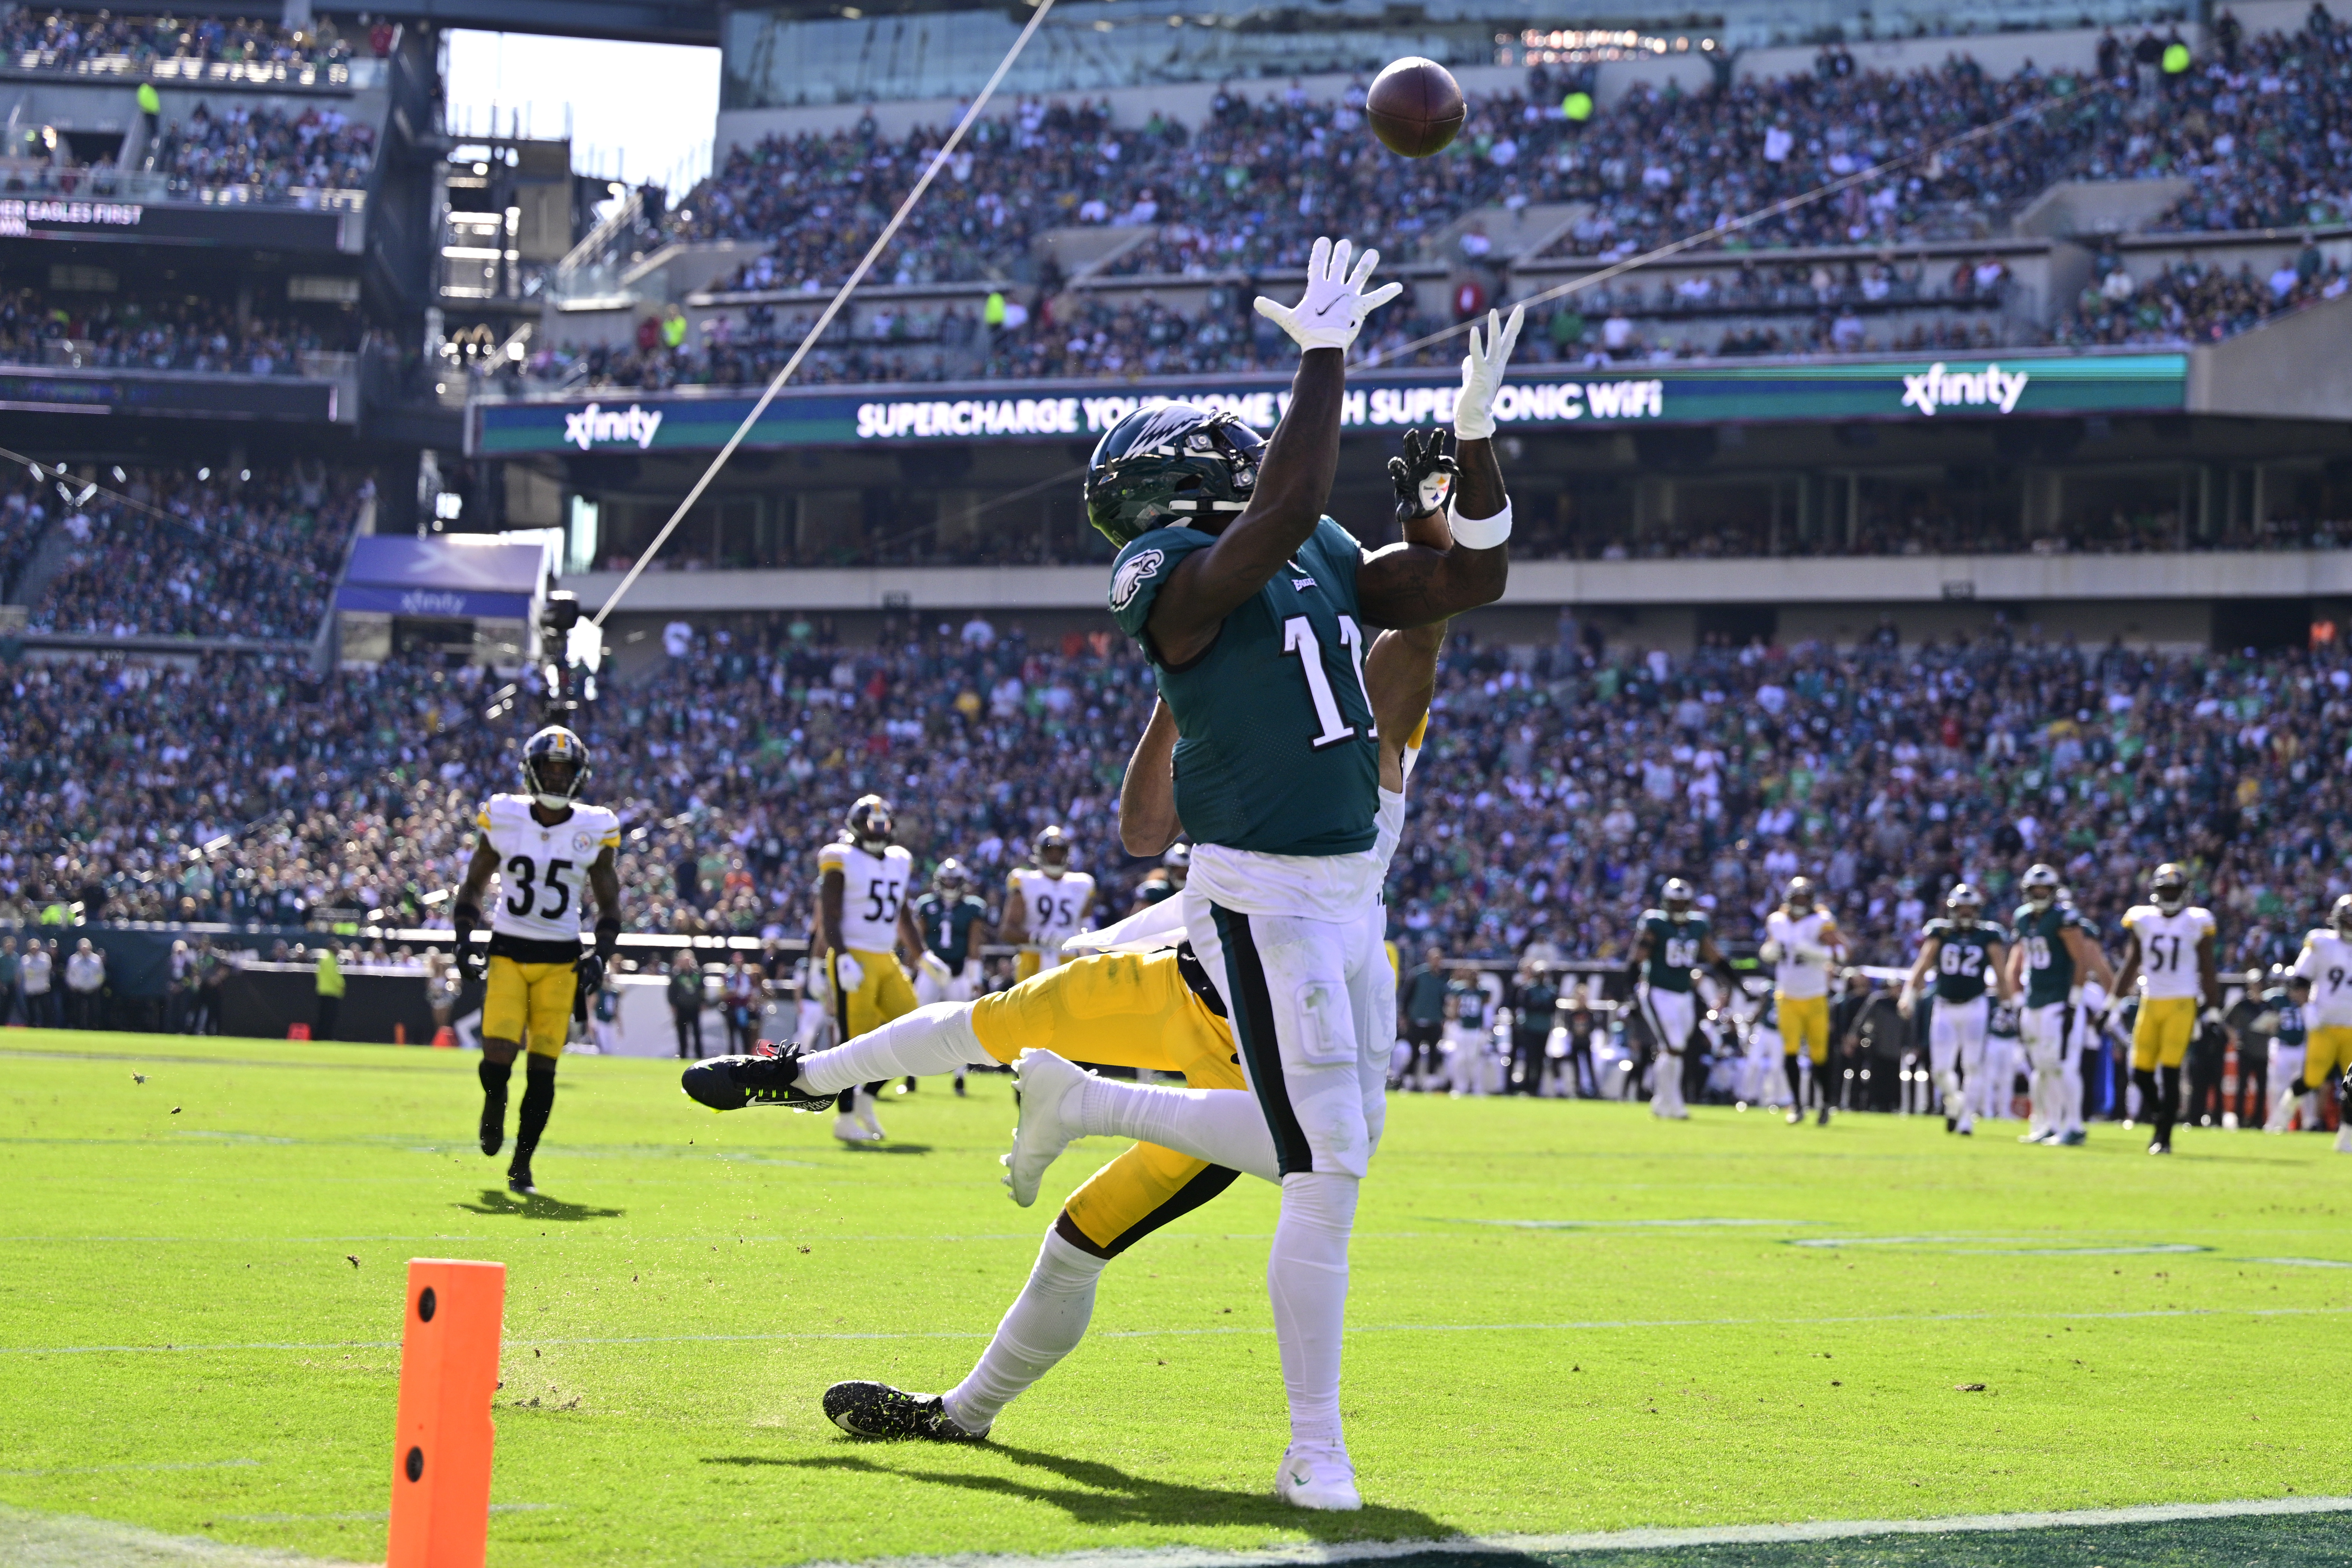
[0,287,356,374]
[2060,242,2352,346]
[676,17,2351,305]
[153,101,377,194]
[5,618,2348,999]
[3,463,365,640]
[0,9,357,70]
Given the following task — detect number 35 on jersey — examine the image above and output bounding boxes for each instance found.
[478,794,623,943]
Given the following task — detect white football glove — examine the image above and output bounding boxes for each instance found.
[1452,303,1525,442]
[1252,236,1402,353]
[919,950,953,985]
[1758,939,1785,964]
[833,952,863,992]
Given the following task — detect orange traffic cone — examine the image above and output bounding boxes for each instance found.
[432,1027,457,1050]
[287,1023,311,1041]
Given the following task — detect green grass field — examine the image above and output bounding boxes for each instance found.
[3,1031,2350,1568]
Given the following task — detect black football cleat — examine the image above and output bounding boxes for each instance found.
[823,1380,987,1443]
[681,1048,836,1112]
[480,1094,505,1158]
[507,1158,536,1195]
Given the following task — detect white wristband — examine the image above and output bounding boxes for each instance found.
[1447,498,1513,550]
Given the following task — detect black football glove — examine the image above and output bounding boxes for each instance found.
[453,904,485,983]
[573,950,606,1022]
[1388,427,1457,525]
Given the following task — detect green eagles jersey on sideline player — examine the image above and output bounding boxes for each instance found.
[1109,517,1379,857]
[1639,909,1710,993]
[2014,901,2089,1008]
[911,889,990,970]
[1922,918,2010,1003]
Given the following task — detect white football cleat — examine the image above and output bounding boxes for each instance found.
[2336,1125,2352,1154]
[1274,1445,1362,1511]
[1002,1049,1091,1207]
[833,1113,881,1145]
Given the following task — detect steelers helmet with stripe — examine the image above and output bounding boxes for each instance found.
[522,725,590,809]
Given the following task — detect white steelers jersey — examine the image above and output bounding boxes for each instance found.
[2122,904,2215,999]
[2292,929,2352,1025]
[1012,867,1095,949]
[818,839,913,952]
[1765,908,1841,999]
[476,794,621,945]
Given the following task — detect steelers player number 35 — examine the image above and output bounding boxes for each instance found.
[504,856,576,920]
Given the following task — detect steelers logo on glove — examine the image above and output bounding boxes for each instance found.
[1388,427,1458,524]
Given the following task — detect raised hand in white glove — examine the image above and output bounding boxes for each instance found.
[1252,236,1403,353]
[833,952,863,992]
[1452,303,1525,442]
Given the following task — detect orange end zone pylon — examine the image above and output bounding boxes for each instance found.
[388,1259,505,1568]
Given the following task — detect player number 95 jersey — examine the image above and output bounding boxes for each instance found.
[477,794,622,945]
[1014,868,1096,946]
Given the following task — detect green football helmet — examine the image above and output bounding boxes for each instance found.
[1085,403,1264,546]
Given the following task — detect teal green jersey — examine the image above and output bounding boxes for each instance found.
[2013,902,2088,1008]
[1110,517,1379,857]
[1921,918,2009,1004]
[1638,910,1710,992]
[910,891,988,970]
[2268,988,2308,1048]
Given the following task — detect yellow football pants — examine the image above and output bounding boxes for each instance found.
[2131,995,2197,1070]
[1777,993,1830,1064]
[483,957,574,1059]
[971,949,1244,1258]
[833,948,917,1041]
[2302,1023,2352,1089]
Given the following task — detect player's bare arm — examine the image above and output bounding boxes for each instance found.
[1901,937,1940,1018]
[899,898,926,965]
[1119,699,1182,856]
[1145,239,1397,666]
[819,867,847,961]
[2063,926,2117,992]
[2197,930,2224,1009]
[453,838,500,979]
[999,877,1030,946]
[1356,311,1519,629]
[1987,936,2013,1002]
[1361,448,1453,783]
[2109,931,2144,1009]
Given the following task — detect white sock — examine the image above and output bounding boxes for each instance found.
[943,1228,1106,1435]
[2061,1070,2084,1133]
[1268,1170,1356,1452]
[1074,1078,1280,1183]
[796,1004,987,1096]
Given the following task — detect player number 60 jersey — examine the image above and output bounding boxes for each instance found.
[477,794,622,945]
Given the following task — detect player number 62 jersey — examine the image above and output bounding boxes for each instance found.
[477,794,622,945]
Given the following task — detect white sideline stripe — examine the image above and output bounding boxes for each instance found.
[0,1460,259,1478]
[2248,1256,2352,1268]
[12,1301,2352,1356]
[813,1496,2352,1568]
[0,1504,367,1568]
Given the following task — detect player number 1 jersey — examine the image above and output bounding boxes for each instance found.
[477,794,622,947]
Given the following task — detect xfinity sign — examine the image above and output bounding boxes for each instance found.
[1901,362,2031,417]
[564,401,664,450]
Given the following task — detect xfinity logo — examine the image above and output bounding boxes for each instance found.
[399,590,469,616]
[1901,362,2030,417]
[563,402,664,450]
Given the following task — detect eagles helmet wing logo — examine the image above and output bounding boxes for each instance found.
[1110,548,1165,611]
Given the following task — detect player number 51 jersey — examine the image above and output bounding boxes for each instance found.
[478,794,621,946]
[2122,904,2215,999]
[1013,868,1095,947]
[819,841,914,952]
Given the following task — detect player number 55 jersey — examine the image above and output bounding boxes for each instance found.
[819,841,914,952]
[2123,905,2215,999]
[477,794,621,946]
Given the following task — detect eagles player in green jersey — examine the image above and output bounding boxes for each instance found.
[1625,878,1733,1121]
[907,859,991,1095]
[2003,863,2117,1146]
[1086,236,1518,1511]
[1899,884,2012,1136]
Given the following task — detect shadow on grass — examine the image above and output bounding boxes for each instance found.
[840,1143,935,1155]
[452,1189,625,1221]
[706,1446,1459,1541]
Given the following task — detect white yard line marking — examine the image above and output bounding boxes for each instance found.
[2246,1256,2352,1268]
[807,1495,2352,1568]
[0,1461,259,1479]
[0,1504,368,1568]
[11,1303,2352,1357]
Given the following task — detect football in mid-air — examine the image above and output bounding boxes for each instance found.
[1365,57,1465,158]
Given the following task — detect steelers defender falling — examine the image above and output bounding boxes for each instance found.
[453,725,623,1196]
